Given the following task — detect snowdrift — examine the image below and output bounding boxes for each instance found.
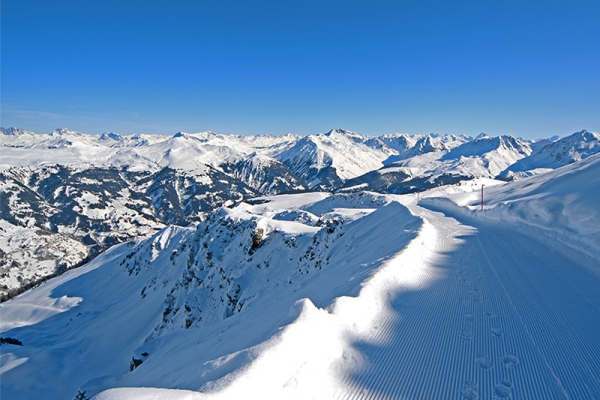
[0,192,436,400]
[421,152,600,260]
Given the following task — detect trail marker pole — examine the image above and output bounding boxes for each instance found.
[481,184,485,211]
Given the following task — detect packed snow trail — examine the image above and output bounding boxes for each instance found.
[3,189,600,400]
[336,205,600,400]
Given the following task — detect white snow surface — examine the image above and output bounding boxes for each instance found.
[276,129,396,183]
[0,127,470,194]
[0,128,388,179]
[0,220,91,294]
[381,135,532,180]
[503,130,600,175]
[422,152,600,260]
[2,131,600,400]
[1,192,431,399]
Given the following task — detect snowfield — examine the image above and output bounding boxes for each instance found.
[3,127,600,297]
[1,192,431,399]
[1,129,600,399]
[422,152,600,261]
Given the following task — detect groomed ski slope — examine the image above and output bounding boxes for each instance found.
[92,193,600,400]
[334,203,600,399]
[2,156,600,400]
[96,159,600,399]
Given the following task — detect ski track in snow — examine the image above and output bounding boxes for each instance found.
[2,189,599,399]
[334,204,600,400]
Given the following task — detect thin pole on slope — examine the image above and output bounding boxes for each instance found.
[481,184,485,211]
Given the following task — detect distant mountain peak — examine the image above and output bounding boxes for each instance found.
[51,128,83,136]
[574,130,595,141]
[99,132,123,141]
[324,128,359,137]
[475,132,490,139]
[1,127,32,135]
[556,130,599,145]
[500,129,600,176]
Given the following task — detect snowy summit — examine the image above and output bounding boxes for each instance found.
[1,127,599,400]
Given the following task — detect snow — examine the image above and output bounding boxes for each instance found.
[0,219,92,296]
[246,192,331,212]
[78,150,600,400]
[0,294,82,331]
[0,127,392,194]
[0,192,428,399]
[393,135,531,179]
[501,130,600,177]
[2,128,600,400]
[94,388,204,400]
[422,152,600,260]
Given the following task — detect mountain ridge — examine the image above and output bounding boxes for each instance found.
[1,126,599,297]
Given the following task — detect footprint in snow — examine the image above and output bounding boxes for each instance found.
[461,381,479,399]
[503,353,519,369]
[485,311,498,318]
[475,354,493,369]
[461,330,474,341]
[465,313,477,322]
[491,327,504,337]
[494,380,513,398]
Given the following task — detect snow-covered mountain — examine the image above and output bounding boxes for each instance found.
[499,130,600,180]
[2,152,599,399]
[2,127,361,192]
[424,152,600,259]
[273,129,396,190]
[1,127,598,298]
[0,164,256,299]
[220,154,307,194]
[379,133,470,164]
[342,135,532,193]
[0,192,423,399]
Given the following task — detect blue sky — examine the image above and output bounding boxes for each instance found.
[2,0,599,138]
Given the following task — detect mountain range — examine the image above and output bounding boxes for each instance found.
[1,140,599,399]
[1,126,599,299]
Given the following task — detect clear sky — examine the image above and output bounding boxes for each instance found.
[1,0,599,138]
